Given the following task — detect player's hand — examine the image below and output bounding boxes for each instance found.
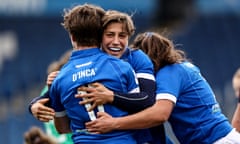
[31,98,55,122]
[75,83,114,111]
[47,71,59,87]
[85,112,116,134]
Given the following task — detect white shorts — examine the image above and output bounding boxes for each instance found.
[213,128,240,144]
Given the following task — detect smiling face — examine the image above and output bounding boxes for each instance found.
[101,22,129,58]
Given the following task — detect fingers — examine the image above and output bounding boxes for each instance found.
[89,82,102,88]
[87,128,101,134]
[90,83,106,91]
[31,100,55,122]
[88,103,97,112]
[77,85,92,92]
[97,111,108,118]
[47,71,59,85]
[79,97,92,104]
[75,92,91,99]
[85,112,112,134]
[37,114,54,122]
[38,98,50,104]
[37,98,55,113]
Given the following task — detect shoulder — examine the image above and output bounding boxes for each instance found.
[127,49,154,72]
[161,62,197,73]
[131,49,150,59]
[157,62,200,80]
[105,55,133,69]
[156,63,185,79]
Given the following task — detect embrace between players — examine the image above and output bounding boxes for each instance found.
[27,3,240,144]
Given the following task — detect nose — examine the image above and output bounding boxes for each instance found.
[112,36,120,45]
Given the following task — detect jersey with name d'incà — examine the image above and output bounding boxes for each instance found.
[49,48,139,144]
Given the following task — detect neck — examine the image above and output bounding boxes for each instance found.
[74,45,98,50]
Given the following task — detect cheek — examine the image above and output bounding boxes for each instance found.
[102,38,109,48]
[120,39,128,47]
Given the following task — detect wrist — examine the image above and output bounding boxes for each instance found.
[28,103,33,114]
[114,117,121,130]
[108,91,114,103]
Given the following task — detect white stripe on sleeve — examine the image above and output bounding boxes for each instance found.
[55,110,67,117]
[156,93,177,103]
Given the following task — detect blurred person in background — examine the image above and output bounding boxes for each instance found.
[84,32,240,144]
[24,126,57,144]
[231,68,240,132]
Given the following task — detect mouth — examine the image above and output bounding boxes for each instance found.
[109,47,121,52]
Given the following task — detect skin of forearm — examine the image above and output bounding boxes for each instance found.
[54,116,71,134]
[114,101,171,130]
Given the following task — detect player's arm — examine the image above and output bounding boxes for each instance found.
[49,80,71,134]
[76,77,155,113]
[29,91,55,122]
[28,91,50,114]
[29,71,59,121]
[85,99,174,134]
[112,77,155,113]
[54,115,72,134]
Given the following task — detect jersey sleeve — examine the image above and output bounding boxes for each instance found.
[49,81,66,117]
[125,65,140,93]
[111,49,156,113]
[113,77,156,113]
[155,65,182,103]
[130,49,154,76]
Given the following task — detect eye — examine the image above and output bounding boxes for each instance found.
[105,33,114,37]
[119,33,128,39]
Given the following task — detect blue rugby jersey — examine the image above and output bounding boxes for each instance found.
[122,48,169,144]
[155,61,232,144]
[49,48,139,144]
[121,48,155,81]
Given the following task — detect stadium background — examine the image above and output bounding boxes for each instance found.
[0,0,240,143]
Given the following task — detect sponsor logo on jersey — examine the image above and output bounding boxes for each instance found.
[75,61,92,68]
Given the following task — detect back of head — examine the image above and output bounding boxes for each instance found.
[62,4,105,47]
[102,10,135,37]
[130,32,186,71]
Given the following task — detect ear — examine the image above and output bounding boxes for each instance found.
[70,34,77,47]
[70,34,76,42]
